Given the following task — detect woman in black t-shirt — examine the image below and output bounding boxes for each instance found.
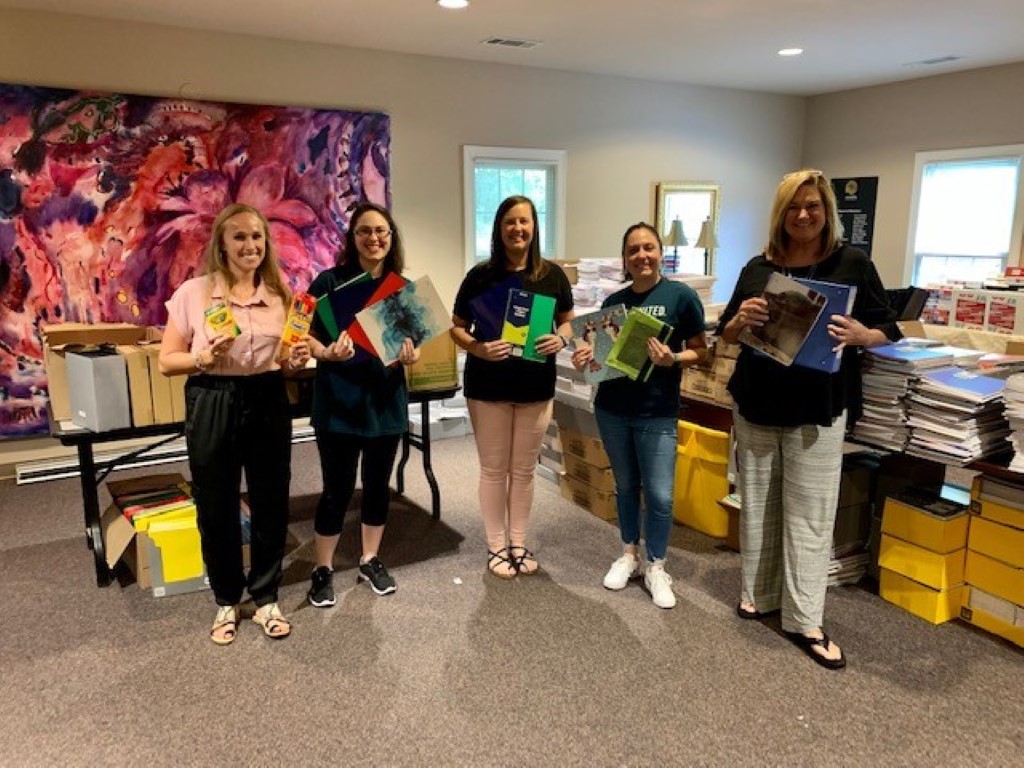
[451,196,574,578]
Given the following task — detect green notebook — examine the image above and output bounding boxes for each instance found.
[605,308,672,382]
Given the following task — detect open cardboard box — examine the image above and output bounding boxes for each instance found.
[42,322,185,427]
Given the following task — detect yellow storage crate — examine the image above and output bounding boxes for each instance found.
[673,420,730,537]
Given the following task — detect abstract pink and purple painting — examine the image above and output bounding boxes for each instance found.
[0,84,390,437]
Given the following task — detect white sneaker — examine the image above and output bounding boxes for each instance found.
[602,552,640,590]
[645,560,676,609]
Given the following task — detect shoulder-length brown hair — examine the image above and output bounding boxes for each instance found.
[202,203,291,305]
[489,195,549,282]
[336,202,406,276]
[765,169,844,263]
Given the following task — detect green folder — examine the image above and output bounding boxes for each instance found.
[605,308,672,382]
[501,288,556,363]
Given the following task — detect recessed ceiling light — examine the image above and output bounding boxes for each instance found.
[437,0,470,9]
[778,48,804,57]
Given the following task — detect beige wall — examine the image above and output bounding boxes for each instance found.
[804,61,1024,289]
[0,9,803,471]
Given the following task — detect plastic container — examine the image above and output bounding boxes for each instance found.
[673,420,730,537]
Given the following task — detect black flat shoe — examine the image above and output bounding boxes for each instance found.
[736,603,781,620]
[785,631,847,670]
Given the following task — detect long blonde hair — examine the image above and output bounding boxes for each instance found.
[765,169,844,263]
[202,203,291,304]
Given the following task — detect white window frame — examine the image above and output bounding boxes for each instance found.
[462,146,567,271]
[905,144,1024,286]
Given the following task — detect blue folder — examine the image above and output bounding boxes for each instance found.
[791,277,857,374]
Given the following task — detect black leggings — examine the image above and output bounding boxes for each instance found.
[185,372,291,607]
[314,431,401,534]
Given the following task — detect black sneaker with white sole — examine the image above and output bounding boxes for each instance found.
[357,557,396,596]
[308,566,336,607]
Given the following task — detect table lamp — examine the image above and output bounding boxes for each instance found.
[695,217,718,276]
[662,218,688,274]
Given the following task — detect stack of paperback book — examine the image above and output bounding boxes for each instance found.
[853,340,986,452]
[1004,373,1024,472]
[112,481,195,527]
[904,366,1012,465]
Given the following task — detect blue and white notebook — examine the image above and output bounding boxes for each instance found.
[791,277,857,374]
[919,366,1007,404]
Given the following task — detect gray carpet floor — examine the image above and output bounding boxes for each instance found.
[0,436,1021,767]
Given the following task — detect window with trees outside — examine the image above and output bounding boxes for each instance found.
[462,146,566,270]
[908,146,1024,286]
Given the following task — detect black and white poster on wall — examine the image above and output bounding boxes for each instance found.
[831,176,878,258]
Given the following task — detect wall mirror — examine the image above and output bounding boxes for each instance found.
[654,182,719,276]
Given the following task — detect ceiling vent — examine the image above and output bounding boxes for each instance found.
[482,37,541,49]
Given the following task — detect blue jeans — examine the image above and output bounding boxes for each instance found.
[595,409,677,562]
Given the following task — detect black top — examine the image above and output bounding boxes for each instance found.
[307,265,409,437]
[453,260,574,403]
[716,245,900,427]
[594,278,705,418]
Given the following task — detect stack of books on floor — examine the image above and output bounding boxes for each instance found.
[113,481,195,526]
[828,543,872,586]
[904,366,1011,466]
[1003,373,1024,472]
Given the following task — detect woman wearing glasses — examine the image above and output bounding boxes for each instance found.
[304,202,420,605]
[450,195,574,578]
[717,169,898,669]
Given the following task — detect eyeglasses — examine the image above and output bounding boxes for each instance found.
[354,226,391,238]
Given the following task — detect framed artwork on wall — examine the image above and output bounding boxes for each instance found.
[0,83,391,438]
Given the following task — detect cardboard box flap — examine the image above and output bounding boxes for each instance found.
[100,503,136,570]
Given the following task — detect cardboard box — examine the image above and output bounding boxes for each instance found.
[970,476,1024,530]
[66,349,132,432]
[563,452,615,493]
[985,292,1024,335]
[408,412,469,440]
[558,427,610,468]
[968,516,1024,568]
[879,568,962,624]
[115,344,155,427]
[41,322,185,427]
[681,367,733,407]
[877,534,965,591]
[560,473,617,521]
[716,495,741,551]
[41,322,151,422]
[964,549,1024,606]
[881,492,970,553]
[406,334,458,392]
[952,289,989,330]
[959,587,1024,647]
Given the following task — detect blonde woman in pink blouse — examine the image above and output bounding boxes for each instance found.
[159,203,310,645]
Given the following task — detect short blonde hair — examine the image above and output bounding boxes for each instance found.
[765,169,844,262]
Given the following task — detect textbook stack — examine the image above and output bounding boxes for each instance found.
[905,365,1010,466]
[877,486,970,624]
[962,475,1024,646]
[1002,373,1024,472]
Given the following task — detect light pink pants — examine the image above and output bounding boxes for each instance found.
[467,398,553,552]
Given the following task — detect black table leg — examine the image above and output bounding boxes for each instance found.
[396,431,411,495]
[419,399,441,520]
[77,442,112,587]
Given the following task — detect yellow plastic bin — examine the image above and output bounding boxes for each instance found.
[673,420,730,537]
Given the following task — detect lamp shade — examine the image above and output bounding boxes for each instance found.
[694,219,718,249]
[663,218,688,247]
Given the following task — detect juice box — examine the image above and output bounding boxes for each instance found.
[280,292,317,349]
[204,303,240,337]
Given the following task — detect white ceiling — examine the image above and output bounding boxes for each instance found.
[5,0,1024,96]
